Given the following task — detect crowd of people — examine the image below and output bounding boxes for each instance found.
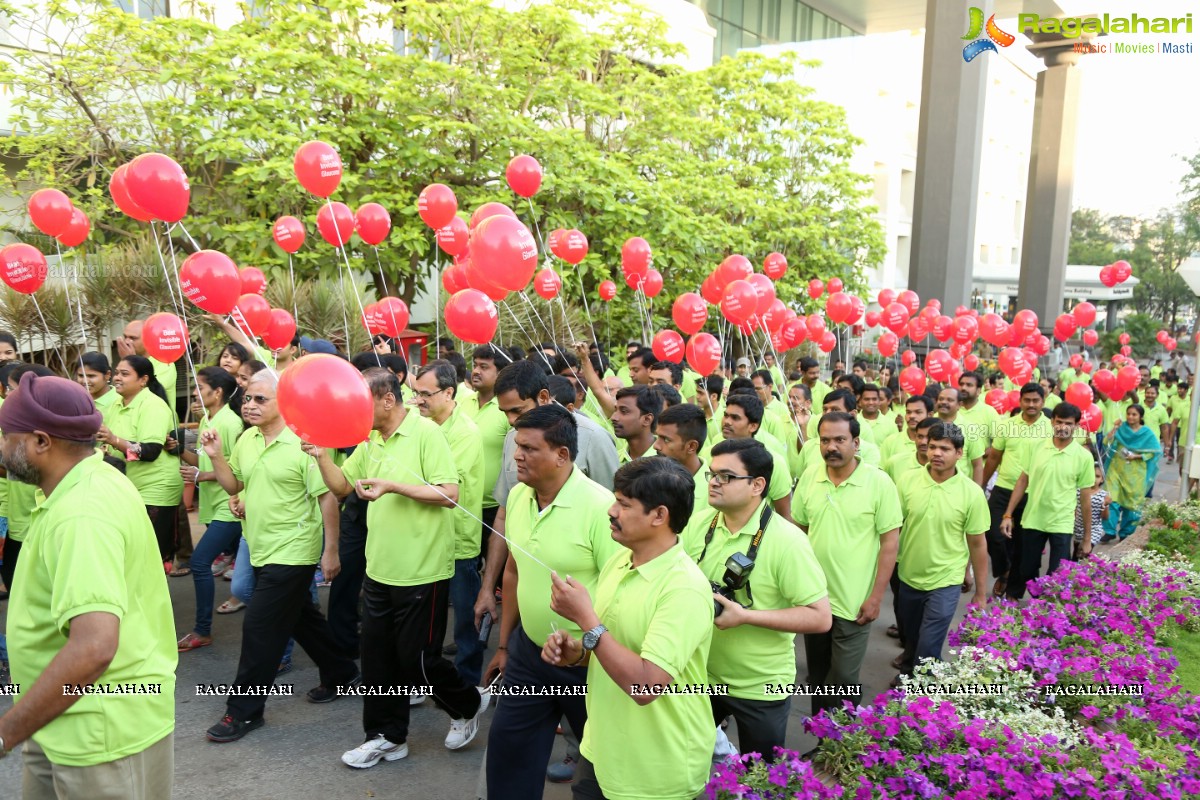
[0,317,1188,799]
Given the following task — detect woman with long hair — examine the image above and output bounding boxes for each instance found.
[218,342,251,374]
[75,351,119,415]
[97,355,184,570]
[1101,403,1161,543]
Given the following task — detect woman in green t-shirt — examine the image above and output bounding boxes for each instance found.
[177,367,246,651]
[74,351,120,415]
[97,355,184,568]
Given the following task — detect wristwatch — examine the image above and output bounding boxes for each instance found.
[581,624,608,652]
[0,735,7,758]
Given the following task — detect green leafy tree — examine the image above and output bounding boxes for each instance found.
[0,0,883,350]
[1126,211,1195,328]
[1068,208,1122,266]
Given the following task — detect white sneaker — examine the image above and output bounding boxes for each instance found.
[444,687,490,750]
[341,735,409,769]
[410,693,425,705]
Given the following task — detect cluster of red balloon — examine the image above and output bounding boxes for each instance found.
[29,188,90,249]
[1155,329,1178,352]
[362,297,411,338]
[1098,260,1133,288]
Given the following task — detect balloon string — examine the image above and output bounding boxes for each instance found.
[153,222,209,424]
[322,197,374,358]
[432,245,440,353]
[573,266,604,362]
[288,252,299,322]
[28,294,64,372]
[501,300,555,373]
[51,239,87,378]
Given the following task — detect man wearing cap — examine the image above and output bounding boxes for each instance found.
[0,373,177,797]
[299,336,340,356]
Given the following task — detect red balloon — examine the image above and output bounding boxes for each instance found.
[949,342,970,360]
[547,229,567,259]
[464,257,511,303]
[806,314,827,339]
[316,202,355,247]
[998,348,1029,382]
[418,184,459,229]
[1118,333,1130,345]
[470,215,538,292]
[827,277,844,294]
[763,252,788,280]
[142,312,189,364]
[818,330,837,353]
[109,165,154,222]
[1065,382,1094,408]
[672,293,708,335]
[720,280,757,324]
[954,305,971,317]
[1156,329,1170,344]
[762,299,788,333]
[622,237,653,277]
[355,203,392,246]
[598,280,617,302]
[1072,302,1096,328]
[273,216,305,254]
[375,297,410,337]
[28,188,73,237]
[897,290,920,316]
[505,155,543,198]
[899,366,926,395]
[468,202,516,229]
[826,292,853,324]
[901,349,916,366]
[980,313,1010,347]
[985,389,1008,414]
[807,278,825,300]
[1080,402,1103,433]
[864,310,881,328]
[685,333,722,376]
[1081,361,1093,374]
[876,331,899,357]
[1120,345,1132,357]
[877,288,897,308]
[952,315,978,345]
[883,302,910,334]
[1069,353,1083,368]
[442,265,469,295]
[925,349,954,382]
[652,330,686,364]
[436,216,470,256]
[641,268,664,298]
[445,288,499,344]
[57,208,90,247]
[233,293,271,337]
[1167,338,1178,352]
[279,355,373,447]
[746,273,775,317]
[262,309,297,351]
[559,229,589,265]
[1113,260,1132,283]
[0,244,47,295]
[847,296,866,325]
[926,298,942,312]
[239,267,266,296]
[1012,309,1039,338]
[780,318,807,349]
[1082,329,1099,347]
[907,315,929,342]
[293,141,342,199]
[715,255,753,289]
[1092,369,1117,400]
[125,153,190,223]
[1099,264,1118,287]
[179,250,240,314]
[534,268,561,300]
[1053,313,1077,342]
[931,315,954,342]
[964,353,980,371]
[1032,335,1051,357]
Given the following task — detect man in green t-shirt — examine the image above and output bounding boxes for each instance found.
[1141,384,1172,443]
[0,374,176,796]
[794,356,831,410]
[794,412,902,716]
[202,369,359,744]
[683,438,830,761]
[654,403,711,539]
[720,392,794,522]
[544,458,716,799]
[305,368,486,765]
[894,422,990,678]
[934,387,985,484]
[999,402,1095,600]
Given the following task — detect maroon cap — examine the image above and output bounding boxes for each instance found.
[0,372,102,442]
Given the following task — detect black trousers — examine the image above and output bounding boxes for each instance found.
[711,694,791,763]
[0,537,21,593]
[481,505,499,591]
[226,563,358,721]
[145,504,178,563]
[1007,528,1072,600]
[486,626,588,800]
[889,564,905,646]
[360,576,481,744]
[327,496,368,658]
[986,487,1026,581]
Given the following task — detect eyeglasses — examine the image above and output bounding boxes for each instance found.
[706,471,754,486]
[245,394,275,405]
[415,388,448,399]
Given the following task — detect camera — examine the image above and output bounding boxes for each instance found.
[711,552,756,617]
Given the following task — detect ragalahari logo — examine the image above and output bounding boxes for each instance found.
[963,8,1015,62]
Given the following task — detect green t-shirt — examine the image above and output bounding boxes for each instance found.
[229,425,327,567]
[104,388,183,507]
[1044,392,1061,410]
[505,467,620,641]
[5,479,42,542]
[860,412,899,445]
[957,401,1001,445]
[991,414,1053,491]
[1018,438,1096,534]
[93,388,120,416]
[1057,367,1079,390]
[938,413,985,470]
[151,356,177,409]
[793,461,903,620]
[9,453,176,766]
[581,544,715,800]
[896,468,990,591]
[879,430,917,465]
[748,430,794,503]
[1142,403,1171,441]
[342,411,458,585]
[1150,366,1163,381]
[685,500,827,700]
[461,393,509,508]
[197,404,244,524]
[1103,399,1132,434]
[441,406,483,560]
[798,433,881,478]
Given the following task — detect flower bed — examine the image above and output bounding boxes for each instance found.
[705,552,1200,799]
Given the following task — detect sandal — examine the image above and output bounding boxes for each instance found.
[216,599,246,614]
[168,565,192,577]
[178,632,212,652]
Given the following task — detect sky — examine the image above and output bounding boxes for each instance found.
[1003,0,1200,220]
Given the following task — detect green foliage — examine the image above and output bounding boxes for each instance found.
[1068,208,1124,267]
[1098,312,1160,362]
[0,0,884,349]
[1125,212,1196,327]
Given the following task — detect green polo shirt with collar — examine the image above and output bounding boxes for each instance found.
[748,429,793,503]
[229,424,328,567]
[4,479,42,543]
[505,467,621,641]
[896,467,990,591]
[991,414,1053,491]
[1143,402,1171,442]
[461,392,509,509]
[581,543,715,800]
[93,388,120,416]
[879,430,917,465]
[197,404,245,524]
[860,412,898,445]
[798,434,881,478]
[9,453,176,766]
[104,387,183,507]
[1018,438,1096,534]
[684,500,827,700]
[441,404,484,560]
[936,413,985,467]
[793,461,902,621]
[150,355,176,409]
[957,401,1001,445]
[341,410,459,585]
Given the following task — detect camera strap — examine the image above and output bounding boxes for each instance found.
[696,504,774,566]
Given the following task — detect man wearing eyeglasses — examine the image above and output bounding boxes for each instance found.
[681,437,831,762]
[200,370,359,744]
[412,359,486,687]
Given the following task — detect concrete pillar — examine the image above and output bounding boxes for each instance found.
[1017,29,1097,330]
[908,0,989,308]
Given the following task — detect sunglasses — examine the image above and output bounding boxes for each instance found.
[245,394,275,405]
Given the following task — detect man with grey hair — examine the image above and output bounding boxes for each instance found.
[412,359,486,686]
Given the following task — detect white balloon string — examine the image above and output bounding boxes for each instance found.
[28,294,63,372]
[322,197,374,358]
[153,222,208,424]
[51,239,87,378]
[574,268,604,359]
[501,299,554,373]
[288,252,299,321]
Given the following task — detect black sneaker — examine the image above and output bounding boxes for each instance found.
[1100,534,1117,544]
[206,714,264,743]
[307,673,361,704]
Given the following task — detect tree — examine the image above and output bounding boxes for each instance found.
[1067,208,1122,266]
[1126,211,1195,327]
[0,0,884,351]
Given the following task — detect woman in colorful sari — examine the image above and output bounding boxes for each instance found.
[1101,404,1161,542]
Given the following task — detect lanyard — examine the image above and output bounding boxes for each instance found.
[696,503,772,566]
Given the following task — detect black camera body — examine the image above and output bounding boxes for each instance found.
[711,552,756,617]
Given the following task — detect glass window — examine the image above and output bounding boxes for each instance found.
[744,0,761,33]
[796,5,812,39]
[725,0,743,26]
[779,0,794,41]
